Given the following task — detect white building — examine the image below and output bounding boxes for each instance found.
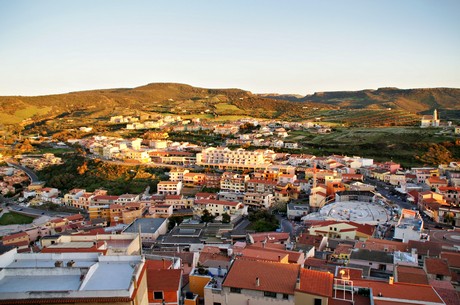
[157,181,183,195]
[196,147,273,170]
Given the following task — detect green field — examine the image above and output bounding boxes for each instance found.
[0,211,35,225]
[285,127,459,168]
[0,106,52,124]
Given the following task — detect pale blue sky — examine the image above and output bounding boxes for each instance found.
[0,0,459,96]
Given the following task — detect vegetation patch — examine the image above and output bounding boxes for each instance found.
[0,212,34,225]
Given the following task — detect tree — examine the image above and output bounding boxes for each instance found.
[416,144,453,166]
[168,215,184,231]
[201,209,215,223]
[222,213,231,223]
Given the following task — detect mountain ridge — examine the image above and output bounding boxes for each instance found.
[1,83,459,125]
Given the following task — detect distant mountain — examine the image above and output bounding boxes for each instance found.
[261,87,460,114]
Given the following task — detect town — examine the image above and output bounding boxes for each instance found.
[0,111,459,305]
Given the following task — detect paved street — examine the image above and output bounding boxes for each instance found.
[5,159,41,183]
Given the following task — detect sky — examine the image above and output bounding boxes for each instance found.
[0,0,459,96]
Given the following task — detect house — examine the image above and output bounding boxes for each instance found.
[205,259,300,305]
[437,186,460,206]
[220,172,249,193]
[194,199,246,217]
[424,258,452,281]
[2,232,29,251]
[426,177,449,191]
[294,268,333,305]
[147,269,182,305]
[307,220,375,241]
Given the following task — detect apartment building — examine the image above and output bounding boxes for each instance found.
[220,172,249,193]
[196,147,272,170]
[157,181,183,195]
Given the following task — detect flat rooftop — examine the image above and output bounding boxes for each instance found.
[0,252,143,301]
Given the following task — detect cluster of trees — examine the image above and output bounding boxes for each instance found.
[37,152,170,195]
[248,209,279,232]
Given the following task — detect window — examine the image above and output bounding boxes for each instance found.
[314,298,322,305]
[230,287,242,294]
[153,291,163,300]
[282,293,289,300]
[264,291,277,298]
[213,303,222,305]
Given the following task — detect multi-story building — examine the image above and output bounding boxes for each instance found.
[243,192,274,209]
[194,199,246,217]
[169,169,190,182]
[220,172,249,193]
[196,147,273,170]
[437,186,460,206]
[63,188,86,205]
[157,181,183,195]
[246,179,278,193]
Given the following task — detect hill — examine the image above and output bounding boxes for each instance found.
[0,83,329,125]
[261,87,460,118]
[1,84,459,127]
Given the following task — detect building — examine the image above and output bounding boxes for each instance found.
[393,209,424,243]
[205,259,300,305]
[0,249,148,305]
[157,181,183,195]
[220,172,249,193]
[194,199,247,217]
[196,147,273,170]
[421,109,440,128]
[123,218,168,243]
[287,204,309,220]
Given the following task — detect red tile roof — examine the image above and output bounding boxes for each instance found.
[429,280,460,305]
[147,269,182,298]
[223,259,299,295]
[353,279,444,304]
[195,199,240,207]
[395,265,428,285]
[441,251,460,269]
[425,258,451,276]
[145,259,173,270]
[297,268,333,297]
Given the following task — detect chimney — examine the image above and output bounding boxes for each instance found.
[255,277,260,287]
[389,276,394,285]
[66,260,75,267]
[54,260,63,267]
[278,255,281,262]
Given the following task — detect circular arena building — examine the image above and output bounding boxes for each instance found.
[302,191,391,225]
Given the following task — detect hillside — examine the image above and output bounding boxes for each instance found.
[1,84,459,127]
[261,87,460,118]
[0,83,329,125]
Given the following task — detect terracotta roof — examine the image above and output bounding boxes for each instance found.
[441,251,460,269]
[429,279,460,305]
[65,214,84,221]
[395,265,428,285]
[408,240,443,257]
[297,268,333,297]
[425,258,451,276]
[147,269,182,300]
[2,231,28,242]
[223,259,299,295]
[92,195,119,201]
[195,199,240,207]
[245,245,303,264]
[353,279,444,304]
[249,232,290,243]
[356,238,408,252]
[145,259,173,270]
[336,267,363,280]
